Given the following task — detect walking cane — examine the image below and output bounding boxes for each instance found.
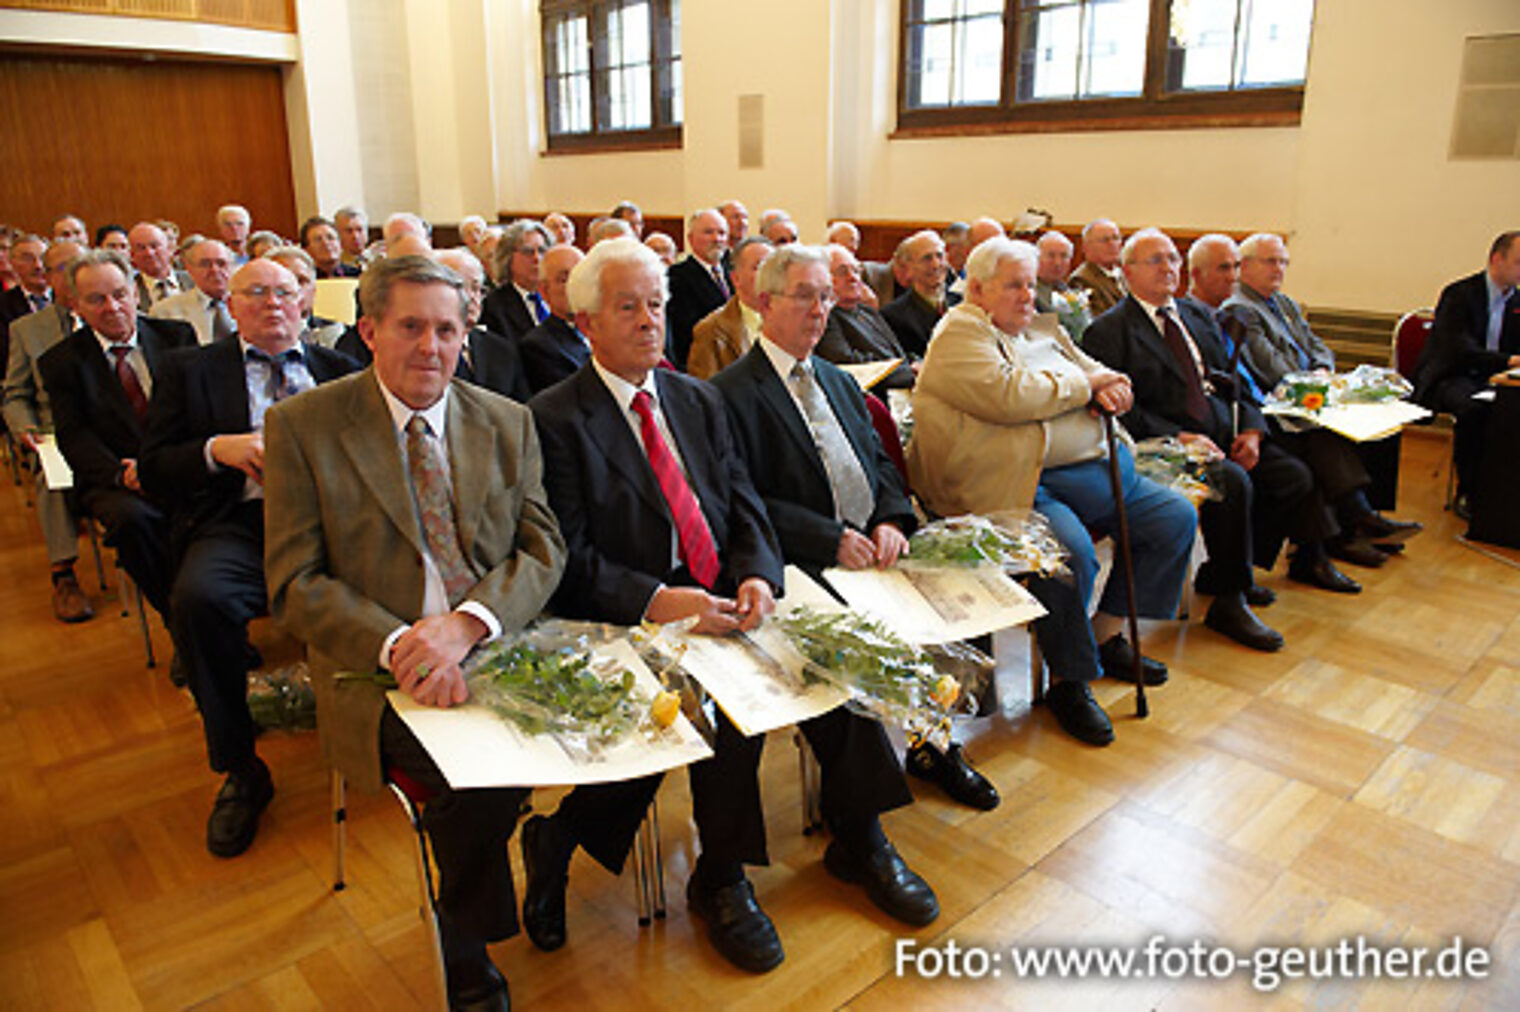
[1100,408,1148,718]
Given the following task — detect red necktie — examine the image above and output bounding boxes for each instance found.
[110,345,149,422]
[630,390,720,588]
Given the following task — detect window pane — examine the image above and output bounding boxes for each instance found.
[600,0,653,131]
[1019,3,1082,100]
[1237,0,1312,87]
[1167,0,1314,93]
[1082,0,1146,97]
[547,13,591,134]
[913,21,955,105]
[906,8,1003,107]
[1169,0,1238,91]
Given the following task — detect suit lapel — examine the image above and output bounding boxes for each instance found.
[444,385,496,552]
[339,372,427,558]
[78,328,139,435]
[744,346,827,484]
[657,372,723,521]
[1125,298,1187,383]
[577,367,669,519]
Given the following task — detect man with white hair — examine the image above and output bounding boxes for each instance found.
[586,217,635,245]
[826,220,860,253]
[544,212,576,247]
[1069,218,1127,316]
[910,237,1196,745]
[817,244,915,388]
[141,257,358,859]
[881,229,951,358]
[383,212,432,249]
[53,214,89,246]
[151,239,236,346]
[459,214,489,251]
[480,218,553,341]
[1033,231,1077,311]
[1185,233,1241,312]
[129,222,193,307]
[667,208,730,369]
[528,237,936,973]
[216,204,252,264]
[761,217,798,246]
[643,231,678,266]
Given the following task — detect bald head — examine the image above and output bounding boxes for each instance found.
[539,244,585,320]
[129,222,174,280]
[186,239,233,300]
[388,235,433,260]
[1082,219,1123,270]
[228,258,302,352]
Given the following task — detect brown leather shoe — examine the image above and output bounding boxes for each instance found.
[52,574,94,623]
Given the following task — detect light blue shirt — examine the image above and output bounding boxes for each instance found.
[1485,274,1512,352]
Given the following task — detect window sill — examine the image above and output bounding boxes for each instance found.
[894,89,1302,138]
[542,129,683,156]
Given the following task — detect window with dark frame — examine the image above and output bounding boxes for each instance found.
[541,0,682,152]
[898,0,1315,134]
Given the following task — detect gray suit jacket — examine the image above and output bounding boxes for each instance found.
[150,288,223,346]
[1069,261,1127,317]
[3,303,75,435]
[264,370,566,792]
[1223,284,1334,390]
[135,270,194,310]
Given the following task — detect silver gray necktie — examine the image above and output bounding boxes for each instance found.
[790,361,873,528]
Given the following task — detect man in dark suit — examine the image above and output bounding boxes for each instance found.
[665,208,730,370]
[528,237,937,975]
[479,219,551,342]
[1414,230,1520,514]
[881,229,953,359]
[299,215,360,279]
[129,223,193,309]
[1085,229,1357,652]
[265,255,565,1012]
[140,257,359,860]
[818,244,915,389]
[518,244,591,394]
[38,249,197,626]
[436,248,530,402]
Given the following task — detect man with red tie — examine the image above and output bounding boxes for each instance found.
[528,237,937,975]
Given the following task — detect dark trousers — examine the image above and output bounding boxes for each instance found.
[1248,438,1329,564]
[380,708,530,955]
[549,775,665,875]
[689,705,913,870]
[81,486,174,618]
[1430,376,1490,495]
[170,501,267,774]
[1273,426,1372,525]
[1024,570,1103,684]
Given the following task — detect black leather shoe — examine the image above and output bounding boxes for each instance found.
[1204,593,1285,652]
[1044,679,1115,746]
[1327,535,1389,568]
[1288,554,1361,593]
[206,757,274,858]
[685,876,785,973]
[906,742,1000,811]
[1097,634,1168,686]
[1358,512,1422,544]
[1194,564,1275,606]
[520,815,571,952]
[823,839,940,926]
[446,954,509,1012]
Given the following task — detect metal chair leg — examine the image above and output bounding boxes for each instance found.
[388,782,447,1009]
[87,521,109,596]
[332,771,347,892]
[631,798,666,926]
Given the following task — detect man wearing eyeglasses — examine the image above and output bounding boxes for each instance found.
[140,258,359,859]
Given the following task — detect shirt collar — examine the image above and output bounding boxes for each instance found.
[94,328,139,356]
[739,300,762,335]
[239,337,304,364]
[1486,273,1511,307]
[757,333,803,381]
[592,356,660,417]
[375,369,450,439]
[1132,292,1177,320]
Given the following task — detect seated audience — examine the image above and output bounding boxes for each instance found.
[1085,229,1356,653]
[130,222,193,307]
[519,244,590,394]
[151,239,235,346]
[95,225,130,255]
[2,234,52,392]
[430,247,531,402]
[1412,230,1520,517]
[644,231,678,266]
[38,249,197,632]
[6,240,91,622]
[610,200,645,238]
[53,214,89,246]
[300,216,358,278]
[1033,231,1076,310]
[667,208,731,370]
[543,212,575,247]
[247,230,284,260]
[334,205,371,270]
[1069,219,1127,316]
[687,235,772,379]
[881,229,952,358]
[265,254,565,1012]
[1184,233,1241,313]
[1224,233,1421,564]
[267,247,345,349]
[480,219,552,341]
[528,237,938,974]
[816,243,915,389]
[909,238,1196,745]
[217,204,252,264]
[140,257,358,859]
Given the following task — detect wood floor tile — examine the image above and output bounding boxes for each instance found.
[1354,746,1510,850]
[1263,658,1437,739]
[1405,698,1520,781]
[1202,697,1396,797]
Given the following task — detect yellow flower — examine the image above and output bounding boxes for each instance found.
[650,691,681,729]
[929,675,961,709]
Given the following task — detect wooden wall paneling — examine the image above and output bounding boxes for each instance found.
[0,0,296,33]
[0,55,297,242]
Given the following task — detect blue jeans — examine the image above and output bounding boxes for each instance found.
[1033,444,1197,621]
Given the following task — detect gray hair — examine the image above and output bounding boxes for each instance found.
[732,235,775,264]
[686,208,722,233]
[1082,218,1118,241]
[217,204,249,225]
[1238,232,1284,261]
[893,229,943,265]
[493,218,553,278]
[435,247,485,286]
[755,243,829,297]
[1188,232,1239,272]
[567,237,666,315]
[383,212,431,243]
[1036,230,1073,254]
[965,237,1038,285]
[1121,227,1172,266]
[267,246,315,273]
[334,205,367,226]
[66,248,132,295]
[359,255,467,324]
[589,218,636,244]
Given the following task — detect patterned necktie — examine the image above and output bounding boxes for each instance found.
[630,390,721,588]
[790,361,874,527]
[247,347,304,403]
[405,414,475,606]
[711,265,729,299]
[110,345,149,422]
[210,298,234,342]
[1157,306,1209,423]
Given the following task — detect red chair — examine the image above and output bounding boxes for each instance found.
[1392,308,1433,381]
[865,394,908,485]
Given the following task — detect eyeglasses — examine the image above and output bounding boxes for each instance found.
[1135,253,1182,268]
[780,288,836,309]
[234,285,299,303]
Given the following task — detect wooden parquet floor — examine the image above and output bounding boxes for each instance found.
[1,429,1517,1010]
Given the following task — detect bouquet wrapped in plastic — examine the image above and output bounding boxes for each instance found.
[1051,288,1093,342]
[907,511,1069,577]
[773,605,966,749]
[248,662,317,732]
[1132,436,1224,506]
[1328,364,1413,404]
[1270,371,1333,412]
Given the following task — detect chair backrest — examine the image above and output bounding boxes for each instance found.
[1392,308,1434,380]
[864,393,908,486]
[314,278,360,325]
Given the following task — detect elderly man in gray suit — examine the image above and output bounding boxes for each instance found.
[129,222,193,308]
[264,255,566,1012]
[151,238,235,345]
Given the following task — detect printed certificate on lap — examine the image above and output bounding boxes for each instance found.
[387,639,713,789]
[665,567,849,738]
[1264,401,1430,442]
[822,564,1046,644]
